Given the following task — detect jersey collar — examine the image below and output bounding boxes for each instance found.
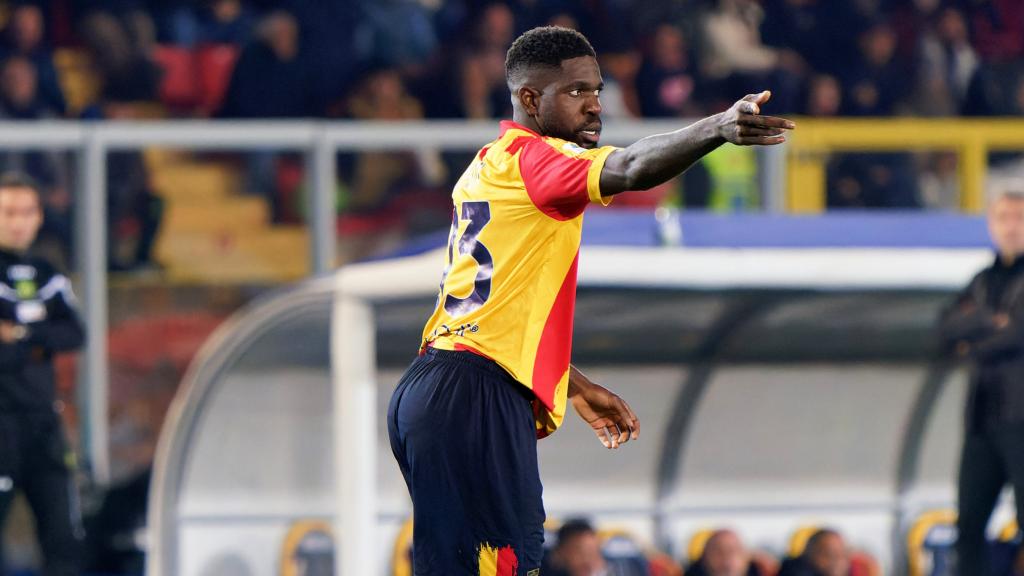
[499,120,541,138]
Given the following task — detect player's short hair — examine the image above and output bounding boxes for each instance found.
[0,170,40,197]
[505,26,596,87]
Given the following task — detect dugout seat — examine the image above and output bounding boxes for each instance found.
[991,518,1022,575]
[391,518,414,576]
[907,510,957,576]
[598,529,652,576]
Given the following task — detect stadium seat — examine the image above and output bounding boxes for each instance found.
[787,526,820,557]
[686,528,716,564]
[279,520,334,576]
[195,43,239,116]
[991,519,1022,575]
[598,529,653,576]
[907,510,957,576]
[152,45,200,110]
[391,518,413,576]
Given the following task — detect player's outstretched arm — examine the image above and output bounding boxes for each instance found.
[599,90,795,196]
[568,364,639,449]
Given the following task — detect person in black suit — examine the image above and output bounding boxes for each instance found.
[940,189,1024,575]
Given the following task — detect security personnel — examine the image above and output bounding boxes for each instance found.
[0,171,84,576]
[941,189,1024,575]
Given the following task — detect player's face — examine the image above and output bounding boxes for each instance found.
[0,187,42,252]
[535,56,604,149]
[989,196,1024,258]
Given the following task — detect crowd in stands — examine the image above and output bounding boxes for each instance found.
[1,0,1023,267]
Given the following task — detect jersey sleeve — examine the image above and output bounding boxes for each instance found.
[515,137,618,220]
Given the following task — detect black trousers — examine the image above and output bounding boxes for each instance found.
[957,422,1024,576]
[0,413,83,576]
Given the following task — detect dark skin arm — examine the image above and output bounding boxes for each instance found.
[600,91,795,195]
[568,364,639,449]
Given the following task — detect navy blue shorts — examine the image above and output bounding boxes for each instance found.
[387,348,545,576]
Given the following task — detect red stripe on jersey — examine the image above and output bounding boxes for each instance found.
[517,139,591,221]
[496,546,518,576]
[453,342,496,362]
[532,251,579,414]
[478,146,490,161]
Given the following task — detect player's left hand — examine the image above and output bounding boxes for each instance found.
[716,90,796,146]
[570,379,639,450]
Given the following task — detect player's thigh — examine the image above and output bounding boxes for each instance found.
[401,357,544,574]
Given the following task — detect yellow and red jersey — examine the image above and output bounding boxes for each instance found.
[421,120,618,437]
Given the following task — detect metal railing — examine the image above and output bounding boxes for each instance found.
[785,118,1024,213]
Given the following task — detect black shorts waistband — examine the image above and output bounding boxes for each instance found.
[421,348,531,399]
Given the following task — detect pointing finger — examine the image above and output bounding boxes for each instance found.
[738,115,796,130]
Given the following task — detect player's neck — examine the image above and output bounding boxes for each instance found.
[512,112,543,135]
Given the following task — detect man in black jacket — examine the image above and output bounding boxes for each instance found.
[941,189,1024,575]
[0,172,84,576]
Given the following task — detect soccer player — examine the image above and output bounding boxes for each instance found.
[387,26,794,576]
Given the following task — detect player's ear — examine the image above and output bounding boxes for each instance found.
[518,86,541,116]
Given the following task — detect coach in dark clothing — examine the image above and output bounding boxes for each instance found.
[940,190,1024,576]
[0,172,84,576]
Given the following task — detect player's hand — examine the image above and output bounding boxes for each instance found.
[716,90,795,146]
[570,380,639,450]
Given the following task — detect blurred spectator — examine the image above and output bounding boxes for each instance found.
[910,7,977,116]
[684,530,764,576]
[635,24,703,117]
[77,0,161,102]
[164,0,258,47]
[802,74,842,117]
[827,153,920,209]
[459,2,516,119]
[966,0,1024,62]
[917,152,960,210]
[344,65,446,215]
[760,0,859,78]
[0,56,72,265]
[218,9,314,118]
[81,101,163,271]
[700,0,802,113]
[352,0,438,70]
[542,518,608,576]
[840,20,911,116]
[218,9,313,217]
[777,529,851,576]
[0,3,66,115]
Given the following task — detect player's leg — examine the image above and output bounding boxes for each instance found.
[956,430,1006,576]
[389,348,544,575]
[20,415,83,576]
[997,423,1024,554]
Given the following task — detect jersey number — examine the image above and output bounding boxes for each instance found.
[441,201,493,318]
